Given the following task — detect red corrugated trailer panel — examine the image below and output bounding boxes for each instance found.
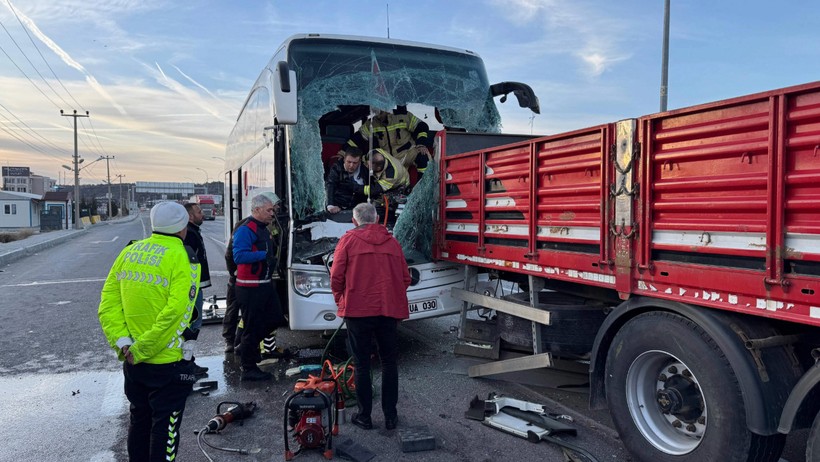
[437,81,820,328]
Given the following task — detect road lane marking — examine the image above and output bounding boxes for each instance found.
[90,236,120,244]
[2,272,230,288]
[0,277,106,287]
[206,235,227,247]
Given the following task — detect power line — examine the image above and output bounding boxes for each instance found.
[0,17,71,108]
[0,40,61,110]
[75,118,104,157]
[0,2,114,170]
[5,0,85,111]
[79,117,109,157]
[0,101,70,156]
[0,116,62,161]
[111,156,125,177]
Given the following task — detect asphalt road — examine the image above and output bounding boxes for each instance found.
[0,215,806,461]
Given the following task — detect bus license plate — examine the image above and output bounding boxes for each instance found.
[409,298,437,313]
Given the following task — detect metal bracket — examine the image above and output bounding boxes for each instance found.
[764,277,791,288]
[731,326,769,382]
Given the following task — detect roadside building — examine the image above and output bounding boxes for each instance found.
[0,191,42,230]
[42,191,72,229]
[134,181,195,207]
[2,167,55,195]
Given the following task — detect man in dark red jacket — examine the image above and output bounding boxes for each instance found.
[330,202,411,431]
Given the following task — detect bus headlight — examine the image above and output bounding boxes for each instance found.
[292,270,331,297]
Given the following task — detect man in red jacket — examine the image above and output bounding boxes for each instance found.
[330,202,411,431]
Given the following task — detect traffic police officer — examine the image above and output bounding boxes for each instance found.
[98,201,201,461]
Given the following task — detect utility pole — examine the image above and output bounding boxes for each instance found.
[101,155,115,218]
[61,110,89,229]
[660,0,671,112]
[116,174,125,215]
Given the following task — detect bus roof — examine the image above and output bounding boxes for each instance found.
[268,33,482,69]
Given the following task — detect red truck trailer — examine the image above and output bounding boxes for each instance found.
[436,81,820,462]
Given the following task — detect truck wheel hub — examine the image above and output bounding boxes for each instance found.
[656,376,702,422]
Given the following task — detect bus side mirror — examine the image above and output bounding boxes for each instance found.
[490,81,541,114]
[273,61,298,125]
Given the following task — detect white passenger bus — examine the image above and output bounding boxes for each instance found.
[224,33,538,330]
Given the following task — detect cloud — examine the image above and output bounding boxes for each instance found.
[170,64,236,114]
[487,0,631,78]
[143,61,234,124]
[3,0,128,114]
[0,72,235,183]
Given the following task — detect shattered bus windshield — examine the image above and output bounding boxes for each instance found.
[287,38,500,262]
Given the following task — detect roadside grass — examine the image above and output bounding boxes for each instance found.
[0,229,35,243]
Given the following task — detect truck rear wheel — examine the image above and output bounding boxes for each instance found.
[605,312,784,462]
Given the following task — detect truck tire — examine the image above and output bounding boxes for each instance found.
[498,291,608,356]
[605,311,784,462]
[808,412,820,462]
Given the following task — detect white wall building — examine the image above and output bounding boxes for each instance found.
[0,190,42,229]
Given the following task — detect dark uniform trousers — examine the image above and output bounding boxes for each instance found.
[235,283,285,369]
[222,276,239,346]
[123,361,197,461]
[345,316,399,420]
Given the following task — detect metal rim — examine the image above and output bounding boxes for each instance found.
[625,350,707,455]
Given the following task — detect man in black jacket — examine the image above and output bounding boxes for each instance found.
[326,147,369,214]
[222,218,246,353]
[183,202,211,376]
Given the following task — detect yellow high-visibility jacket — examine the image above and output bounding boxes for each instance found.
[364,149,410,197]
[347,111,431,168]
[98,233,200,365]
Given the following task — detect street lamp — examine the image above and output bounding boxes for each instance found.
[195,167,210,184]
[195,167,210,194]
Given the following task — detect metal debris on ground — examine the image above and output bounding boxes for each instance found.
[192,381,218,395]
[465,393,599,462]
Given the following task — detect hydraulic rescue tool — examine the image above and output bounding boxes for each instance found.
[196,401,261,461]
[206,401,257,433]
